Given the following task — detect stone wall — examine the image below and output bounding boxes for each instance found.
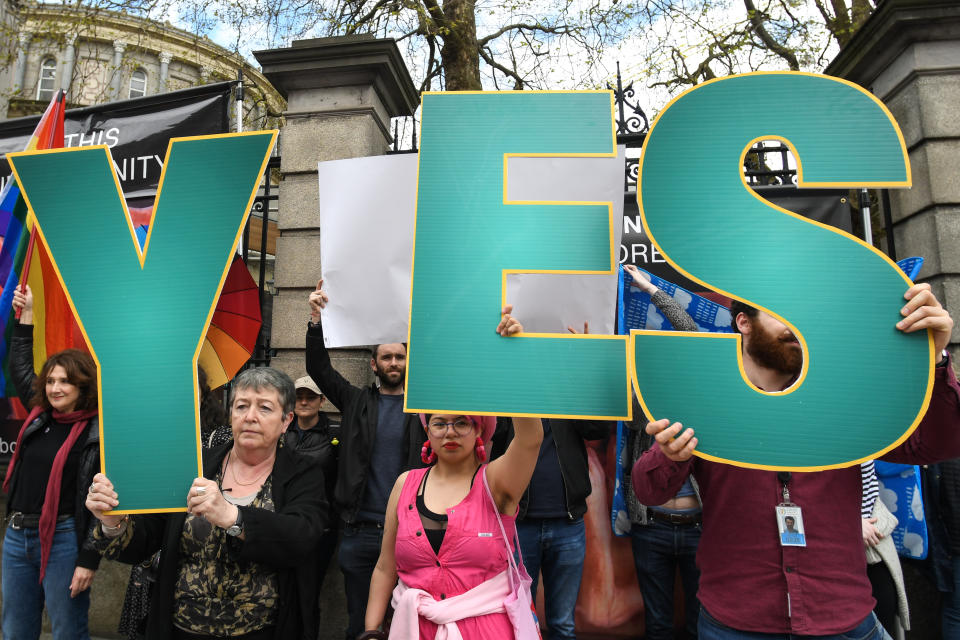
[255,36,418,391]
[0,0,17,118]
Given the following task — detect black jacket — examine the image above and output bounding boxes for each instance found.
[106,443,327,640]
[306,322,425,523]
[8,322,101,570]
[501,417,610,521]
[917,462,956,593]
[284,412,340,509]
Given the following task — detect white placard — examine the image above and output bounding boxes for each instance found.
[317,153,417,348]
[317,147,625,347]
[504,148,625,334]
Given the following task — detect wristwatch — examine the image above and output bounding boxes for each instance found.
[937,349,950,368]
[225,509,243,537]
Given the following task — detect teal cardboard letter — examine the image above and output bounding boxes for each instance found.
[406,92,630,419]
[8,131,277,512]
[632,73,928,470]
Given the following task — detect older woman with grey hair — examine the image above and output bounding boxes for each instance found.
[86,367,328,640]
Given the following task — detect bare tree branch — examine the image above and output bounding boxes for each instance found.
[478,45,524,89]
[477,21,574,47]
[743,0,798,70]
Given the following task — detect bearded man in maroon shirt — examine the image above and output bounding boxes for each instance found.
[633,283,960,640]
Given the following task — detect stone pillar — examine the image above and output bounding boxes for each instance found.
[14,30,30,92]
[158,51,172,93]
[826,0,960,363]
[109,39,126,96]
[59,33,76,96]
[253,35,418,385]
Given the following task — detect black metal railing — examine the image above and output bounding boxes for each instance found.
[743,140,798,187]
[241,154,281,368]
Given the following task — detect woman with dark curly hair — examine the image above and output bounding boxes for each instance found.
[3,284,101,640]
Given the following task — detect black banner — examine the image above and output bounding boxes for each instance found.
[620,186,852,293]
[0,81,231,199]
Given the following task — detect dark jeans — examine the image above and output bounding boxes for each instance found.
[630,519,701,640]
[866,562,898,633]
[698,607,891,640]
[516,517,586,640]
[339,522,384,640]
[942,555,960,639]
[2,518,90,640]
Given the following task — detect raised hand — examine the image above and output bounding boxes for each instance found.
[898,282,954,354]
[85,473,123,527]
[645,418,697,462]
[496,304,523,336]
[308,279,328,322]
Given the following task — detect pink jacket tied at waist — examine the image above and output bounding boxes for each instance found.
[390,570,511,640]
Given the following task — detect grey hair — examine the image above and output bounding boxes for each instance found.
[231,367,296,414]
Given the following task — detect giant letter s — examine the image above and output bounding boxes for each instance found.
[632,73,927,470]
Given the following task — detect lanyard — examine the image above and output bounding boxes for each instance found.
[778,471,793,505]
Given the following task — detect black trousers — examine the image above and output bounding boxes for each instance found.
[867,561,899,633]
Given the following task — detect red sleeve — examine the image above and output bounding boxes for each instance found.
[631,443,695,505]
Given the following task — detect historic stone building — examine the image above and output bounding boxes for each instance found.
[0,0,286,306]
[0,1,284,128]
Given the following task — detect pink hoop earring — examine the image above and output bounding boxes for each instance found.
[421,444,436,465]
[474,437,487,463]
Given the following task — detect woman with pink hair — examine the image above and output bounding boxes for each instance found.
[361,307,543,639]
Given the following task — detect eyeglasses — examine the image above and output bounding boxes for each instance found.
[427,418,474,436]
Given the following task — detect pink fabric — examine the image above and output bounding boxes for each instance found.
[389,571,510,640]
[394,465,516,639]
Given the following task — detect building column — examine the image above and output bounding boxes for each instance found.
[109,39,126,96]
[158,51,172,93]
[827,0,960,365]
[59,33,76,96]
[14,31,31,92]
[253,35,418,383]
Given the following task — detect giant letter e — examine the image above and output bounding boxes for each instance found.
[8,132,276,512]
[406,92,629,419]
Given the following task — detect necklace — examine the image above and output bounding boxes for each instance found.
[225,450,273,486]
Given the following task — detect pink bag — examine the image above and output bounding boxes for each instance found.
[482,467,542,640]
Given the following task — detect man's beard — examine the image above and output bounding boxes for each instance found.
[746,319,802,376]
[375,365,404,390]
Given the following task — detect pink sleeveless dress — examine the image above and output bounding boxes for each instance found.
[394,465,517,639]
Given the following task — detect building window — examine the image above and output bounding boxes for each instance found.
[37,58,56,101]
[129,69,147,98]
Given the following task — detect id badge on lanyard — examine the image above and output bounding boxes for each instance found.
[776,472,806,547]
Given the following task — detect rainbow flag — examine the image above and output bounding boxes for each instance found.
[0,90,85,397]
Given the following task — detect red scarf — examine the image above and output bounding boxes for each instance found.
[3,406,98,582]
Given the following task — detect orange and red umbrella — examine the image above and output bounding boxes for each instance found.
[198,255,263,388]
